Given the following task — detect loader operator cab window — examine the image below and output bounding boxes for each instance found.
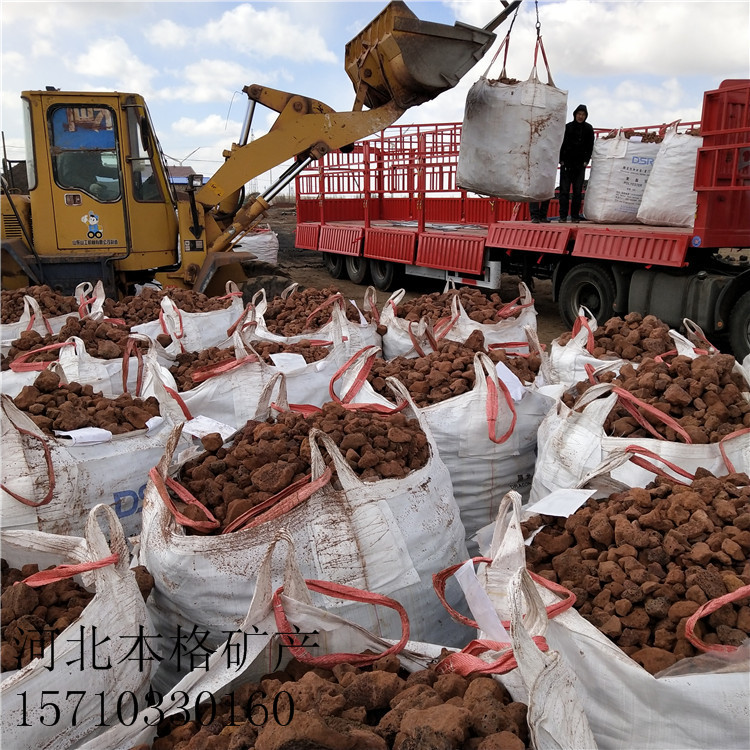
[50,105,121,201]
[126,105,164,202]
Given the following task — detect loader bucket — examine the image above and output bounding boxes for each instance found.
[345,0,521,111]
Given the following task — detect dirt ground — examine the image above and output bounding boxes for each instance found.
[264,205,569,348]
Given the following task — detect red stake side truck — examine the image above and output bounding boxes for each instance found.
[294,80,750,358]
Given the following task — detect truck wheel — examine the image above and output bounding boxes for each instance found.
[729,290,750,361]
[345,256,369,285]
[558,263,616,328]
[323,253,346,279]
[369,259,403,291]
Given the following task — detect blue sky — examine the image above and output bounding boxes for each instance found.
[2,1,748,192]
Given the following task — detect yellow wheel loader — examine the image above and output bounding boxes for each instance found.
[1,1,520,301]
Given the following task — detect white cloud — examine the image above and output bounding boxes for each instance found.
[171,113,243,139]
[144,19,186,49]
[157,59,267,103]
[444,0,749,79]
[143,3,337,63]
[73,37,159,95]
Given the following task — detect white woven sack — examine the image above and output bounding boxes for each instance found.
[457,62,567,201]
[637,127,703,227]
[1,296,56,352]
[480,491,750,750]
[132,281,245,352]
[1,504,154,750]
[380,283,537,361]
[0,364,187,537]
[55,334,176,397]
[0,336,175,400]
[0,281,105,344]
[78,534,460,750]
[252,285,382,356]
[439,281,538,352]
[162,329,349,430]
[530,366,750,502]
[585,133,662,223]
[236,223,279,264]
[140,379,470,690]
[336,347,554,554]
[547,308,631,388]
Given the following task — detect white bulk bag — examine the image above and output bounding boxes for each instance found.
[335,347,555,553]
[163,329,349,430]
[55,334,176,397]
[380,282,537,361]
[1,504,154,750]
[547,308,631,388]
[0,364,187,538]
[479,492,750,750]
[530,371,750,502]
[235,222,279,264]
[457,37,567,201]
[252,285,382,356]
[585,132,662,223]
[140,379,470,690]
[637,125,703,227]
[1,296,56,351]
[78,535,467,750]
[0,281,105,345]
[132,281,245,352]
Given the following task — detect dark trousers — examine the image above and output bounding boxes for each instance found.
[559,164,586,219]
[529,200,550,220]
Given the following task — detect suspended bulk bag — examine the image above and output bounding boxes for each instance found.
[457,36,567,201]
[584,131,661,223]
[637,126,703,226]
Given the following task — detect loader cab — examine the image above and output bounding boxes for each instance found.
[15,90,180,294]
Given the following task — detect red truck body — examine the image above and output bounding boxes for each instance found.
[294,79,750,357]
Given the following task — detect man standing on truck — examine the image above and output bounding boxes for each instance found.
[559,104,594,222]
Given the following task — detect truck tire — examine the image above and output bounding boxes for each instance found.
[729,289,750,361]
[323,252,346,279]
[558,263,616,328]
[345,255,369,285]
[369,259,403,291]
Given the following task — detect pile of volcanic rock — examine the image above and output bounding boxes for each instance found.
[129,654,531,750]
[169,340,331,392]
[367,331,541,408]
[2,317,135,371]
[261,286,382,336]
[102,287,236,326]
[1,560,155,673]
[556,313,674,361]
[396,288,526,325]
[1,560,95,672]
[1,285,80,324]
[562,353,750,443]
[173,403,430,533]
[523,470,750,674]
[13,370,161,435]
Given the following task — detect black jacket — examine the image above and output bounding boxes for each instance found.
[559,120,594,166]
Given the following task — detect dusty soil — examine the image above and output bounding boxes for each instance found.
[264,205,569,348]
